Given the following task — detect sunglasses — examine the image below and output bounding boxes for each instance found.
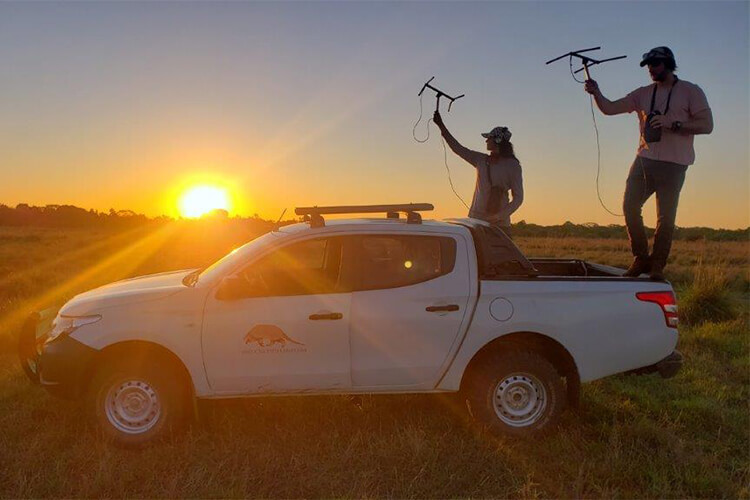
[646,59,666,67]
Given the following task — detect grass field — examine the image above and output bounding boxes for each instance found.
[0,222,747,498]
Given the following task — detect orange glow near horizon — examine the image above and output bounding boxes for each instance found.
[178,185,231,218]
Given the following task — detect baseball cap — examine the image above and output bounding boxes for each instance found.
[481,126,512,142]
[640,46,675,67]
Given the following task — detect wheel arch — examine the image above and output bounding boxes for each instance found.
[84,340,196,402]
[459,331,581,408]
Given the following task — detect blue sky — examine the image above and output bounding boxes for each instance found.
[1,1,747,228]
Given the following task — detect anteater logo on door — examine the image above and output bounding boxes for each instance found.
[243,324,306,353]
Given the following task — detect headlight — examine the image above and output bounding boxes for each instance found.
[46,315,102,343]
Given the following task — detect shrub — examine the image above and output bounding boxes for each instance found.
[679,261,738,326]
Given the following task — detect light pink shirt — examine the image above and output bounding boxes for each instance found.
[625,79,710,166]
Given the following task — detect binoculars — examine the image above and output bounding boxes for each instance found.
[644,111,663,143]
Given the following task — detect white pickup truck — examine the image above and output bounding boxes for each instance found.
[20,204,682,446]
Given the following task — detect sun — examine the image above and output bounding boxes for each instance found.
[178,185,230,218]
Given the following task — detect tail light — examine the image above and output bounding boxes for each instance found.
[636,291,678,328]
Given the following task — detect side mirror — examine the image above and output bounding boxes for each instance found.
[216,276,255,301]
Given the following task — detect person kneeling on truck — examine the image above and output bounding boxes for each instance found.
[433,111,523,238]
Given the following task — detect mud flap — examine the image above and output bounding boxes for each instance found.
[656,350,683,379]
[625,350,684,379]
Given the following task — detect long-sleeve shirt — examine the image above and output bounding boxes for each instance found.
[441,133,524,227]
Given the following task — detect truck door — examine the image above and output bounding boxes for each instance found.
[202,236,353,394]
[348,234,472,388]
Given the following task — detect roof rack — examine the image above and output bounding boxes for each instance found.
[295,203,434,228]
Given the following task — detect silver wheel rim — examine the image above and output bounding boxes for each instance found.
[493,372,547,427]
[104,379,161,434]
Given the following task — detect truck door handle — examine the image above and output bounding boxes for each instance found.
[426,304,459,312]
[309,312,343,320]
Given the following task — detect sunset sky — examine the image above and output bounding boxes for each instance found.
[1,1,747,228]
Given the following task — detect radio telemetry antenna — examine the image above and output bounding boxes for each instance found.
[418,77,465,112]
[413,77,470,210]
[545,46,626,80]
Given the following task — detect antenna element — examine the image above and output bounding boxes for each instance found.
[418,77,465,112]
[546,47,626,80]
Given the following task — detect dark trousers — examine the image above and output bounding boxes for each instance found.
[623,157,687,265]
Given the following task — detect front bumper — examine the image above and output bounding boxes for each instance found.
[19,311,97,399]
[626,350,683,379]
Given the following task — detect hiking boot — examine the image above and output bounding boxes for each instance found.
[623,256,651,277]
[649,261,666,281]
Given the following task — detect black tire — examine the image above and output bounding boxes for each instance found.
[89,358,189,448]
[466,350,565,437]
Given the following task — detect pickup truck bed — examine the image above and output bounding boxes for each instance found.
[467,223,649,280]
[528,259,624,277]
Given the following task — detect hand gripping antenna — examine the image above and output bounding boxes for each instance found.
[545,47,626,80]
[418,77,465,112]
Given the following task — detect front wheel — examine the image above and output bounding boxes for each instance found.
[89,359,189,447]
[466,350,565,436]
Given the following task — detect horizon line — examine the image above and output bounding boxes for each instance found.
[2,201,749,232]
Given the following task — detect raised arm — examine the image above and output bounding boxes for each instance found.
[584,79,631,116]
[433,111,486,167]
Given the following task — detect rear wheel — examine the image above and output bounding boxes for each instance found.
[90,359,189,447]
[466,350,565,436]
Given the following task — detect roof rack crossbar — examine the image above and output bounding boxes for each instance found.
[295,203,433,228]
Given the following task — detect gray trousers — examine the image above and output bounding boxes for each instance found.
[623,157,687,265]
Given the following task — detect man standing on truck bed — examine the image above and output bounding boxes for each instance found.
[433,110,524,238]
[584,46,713,280]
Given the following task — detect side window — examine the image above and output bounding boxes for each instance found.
[240,237,345,296]
[355,235,456,291]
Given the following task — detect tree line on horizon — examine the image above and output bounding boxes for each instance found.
[0,203,747,242]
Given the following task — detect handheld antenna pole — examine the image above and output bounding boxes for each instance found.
[418,77,465,112]
[545,47,626,79]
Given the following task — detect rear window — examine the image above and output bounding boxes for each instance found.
[470,225,538,278]
[355,235,456,291]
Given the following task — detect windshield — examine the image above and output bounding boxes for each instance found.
[194,231,287,285]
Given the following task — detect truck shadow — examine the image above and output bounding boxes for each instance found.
[195,393,473,441]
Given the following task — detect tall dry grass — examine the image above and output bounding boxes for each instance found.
[514,235,749,288]
[678,259,740,326]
